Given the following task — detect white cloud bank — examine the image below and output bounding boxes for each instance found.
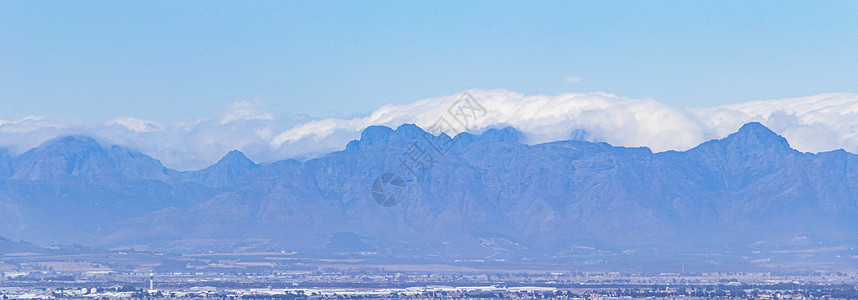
[2,90,858,170]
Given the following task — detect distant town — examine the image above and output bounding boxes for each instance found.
[2,250,858,299]
[4,269,858,299]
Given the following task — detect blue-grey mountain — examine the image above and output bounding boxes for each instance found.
[0,123,856,269]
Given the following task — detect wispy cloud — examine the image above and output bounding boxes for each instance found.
[106,117,163,133]
[219,100,275,125]
[0,101,302,170]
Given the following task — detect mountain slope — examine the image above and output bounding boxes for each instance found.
[100,123,858,261]
[0,137,218,244]
[12,135,175,181]
[1,123,858,268]
[182,150,260,188]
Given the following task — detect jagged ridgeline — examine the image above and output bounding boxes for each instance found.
[1,123,857,265]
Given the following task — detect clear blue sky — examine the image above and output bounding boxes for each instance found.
[1,1,857,121]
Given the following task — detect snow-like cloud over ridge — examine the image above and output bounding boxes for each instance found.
[270,90,708,152]
[3,90,858,171]
[696,93,858,154]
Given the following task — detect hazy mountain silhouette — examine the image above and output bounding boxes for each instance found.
[1,122,857,267]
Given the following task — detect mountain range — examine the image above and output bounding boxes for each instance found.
[1,122,857,269]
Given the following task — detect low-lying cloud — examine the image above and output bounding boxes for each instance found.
[2,90,858,171]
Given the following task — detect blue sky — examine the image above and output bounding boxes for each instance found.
[1,1,857,122]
